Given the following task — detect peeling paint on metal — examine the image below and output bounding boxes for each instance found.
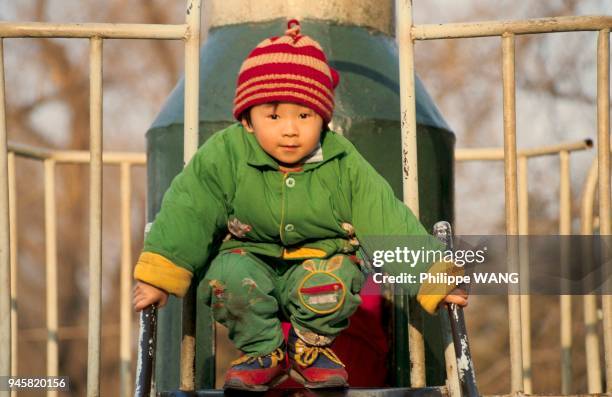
[456,336,470,377]
[402,148,410,176]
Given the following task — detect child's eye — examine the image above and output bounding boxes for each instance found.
[299,113,311,119]
[268,114,279,120]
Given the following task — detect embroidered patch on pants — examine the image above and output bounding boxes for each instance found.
[298,271,346,314]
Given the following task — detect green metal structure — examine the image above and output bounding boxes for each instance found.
[146,19,455,392]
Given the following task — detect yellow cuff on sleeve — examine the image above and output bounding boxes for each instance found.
[134,252,193,297]
[416,260,464,315]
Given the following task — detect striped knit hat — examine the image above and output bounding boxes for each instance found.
[233,19,340,124]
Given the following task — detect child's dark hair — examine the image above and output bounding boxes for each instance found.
[239,102,330,133]
[240,102,280,129]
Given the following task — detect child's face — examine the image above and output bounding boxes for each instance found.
[241,102,323,168]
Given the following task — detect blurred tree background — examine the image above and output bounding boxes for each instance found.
[1,0,610,395]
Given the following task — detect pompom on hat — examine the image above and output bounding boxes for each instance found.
[233,19,340,124]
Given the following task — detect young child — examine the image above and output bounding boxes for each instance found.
[132,19,467,391]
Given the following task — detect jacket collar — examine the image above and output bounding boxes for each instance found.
[243,125,346,171]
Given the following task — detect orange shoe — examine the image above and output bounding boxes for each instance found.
[223,346,288,392]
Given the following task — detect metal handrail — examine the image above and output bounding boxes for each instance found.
[7,145,146,397]
[0,2,201,395]
[455,139,593,161]
[0,22,187,40]
[8,142,146,164]
[413,15,612,40]
[455,138,597,394]
[402,11,612,394]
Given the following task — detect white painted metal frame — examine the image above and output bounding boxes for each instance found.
[396,0,426,387]
[44,159,58,397]
[1,1,609,395]
[580,142,612,394]
[457,139,594,394]
[0,37,11,397]
[596,28,611,395]
[403,6,612,392]
[7,151,16,397]
[7,148,144,394]
[180,1,202,391]
[7,143,146,397]
[0,1,201,396]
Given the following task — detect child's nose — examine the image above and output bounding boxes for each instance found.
[282,120,299,137]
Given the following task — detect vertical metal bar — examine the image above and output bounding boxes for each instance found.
[584,294,602,391]
[120,162,132,397]
[396,0,425,387]
[44,159,58,397]
[559,152,572,234]
[559,150,572,394]
[0,38,11,397]
[517,155,532,393]
[396,1,419,209]
[389,286,410,387]
[184,0,201,161]
[434,222,479,397]
[86,36,103,397]
[441,309,461,397]
[180,0,201,391]
[597,28,612,394]
[136,306,157,397]
[502,32,524,394]
[8,152,16,397]
[581,159,602,393]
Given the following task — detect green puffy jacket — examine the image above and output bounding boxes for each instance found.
[134,123,457,313]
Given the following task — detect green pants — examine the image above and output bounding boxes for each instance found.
[201,250,365,355]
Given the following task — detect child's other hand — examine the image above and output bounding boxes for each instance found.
[441,287,468,308]
[133,280,169,312]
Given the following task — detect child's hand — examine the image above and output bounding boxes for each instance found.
[133,280,169,312]
[441,287,468,308]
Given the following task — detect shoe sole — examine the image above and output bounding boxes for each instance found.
[223,373,289,392]
[289,368,348,389]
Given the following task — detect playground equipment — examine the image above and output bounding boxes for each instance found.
[1,137,601,397]
[0,1,611,397]
[145,3,454,391]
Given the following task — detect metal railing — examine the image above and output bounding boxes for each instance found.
[0,1,202,396]
[401,11,611,394]
[580,148,612,395]
[5,138,605,397]
[0,2,610,396]
[455,139,603,395]
[7,144,146,397]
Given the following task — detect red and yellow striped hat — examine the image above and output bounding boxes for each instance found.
[233,19,340,124]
